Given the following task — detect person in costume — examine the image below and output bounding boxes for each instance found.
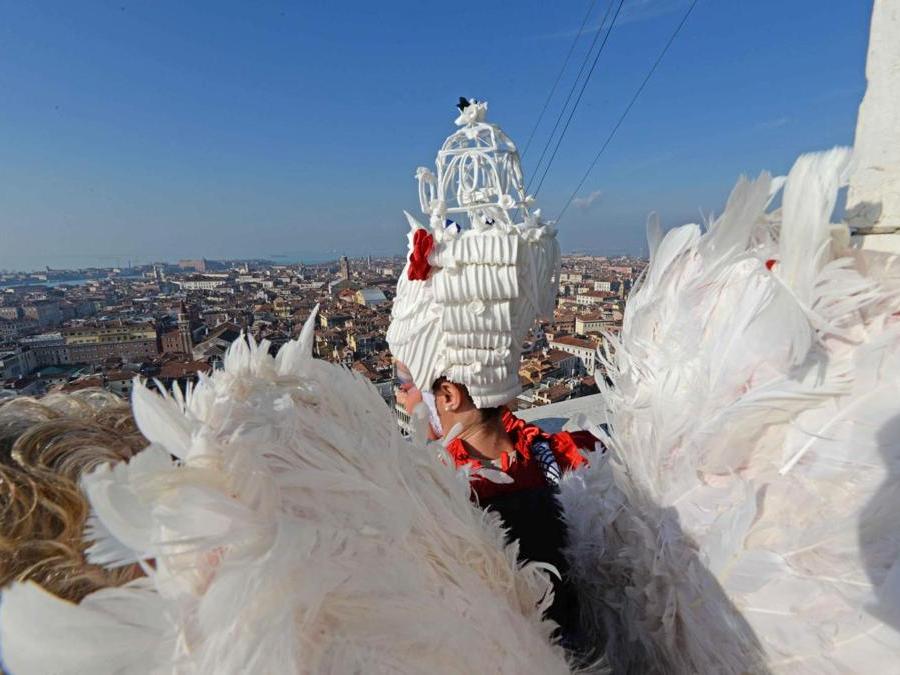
[386,98,597,640]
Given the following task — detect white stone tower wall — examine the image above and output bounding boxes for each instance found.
[847,0,900,242]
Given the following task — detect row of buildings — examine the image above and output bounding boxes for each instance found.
[0,256,400,401]
[1,254,644,432]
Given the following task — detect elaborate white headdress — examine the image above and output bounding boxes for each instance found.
[387,99,561,408]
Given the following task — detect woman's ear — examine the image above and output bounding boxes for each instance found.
[435,380,463,413]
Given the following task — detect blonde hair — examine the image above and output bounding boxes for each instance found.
[0,389,146,602]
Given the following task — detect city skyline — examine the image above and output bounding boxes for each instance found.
[1,249,637,419]
[1,1,872,271]
[0,250,648,277]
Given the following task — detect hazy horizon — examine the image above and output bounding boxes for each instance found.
[1,247,651,276]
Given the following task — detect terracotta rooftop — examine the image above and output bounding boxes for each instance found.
[158,360,212,380]
[545,348,576,364]
[551,335,597,349]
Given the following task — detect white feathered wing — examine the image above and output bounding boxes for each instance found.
[561,147,900,674]
[1,309,571,674]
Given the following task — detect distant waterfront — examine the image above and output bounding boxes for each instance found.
[45,278,98,287]
[0,275,144,289]
[0,253,408,288]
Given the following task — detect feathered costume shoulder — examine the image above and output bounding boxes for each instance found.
[561,147,900,673]
[0,313,570,674]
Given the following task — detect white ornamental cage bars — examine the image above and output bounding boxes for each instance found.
[417,121,533,228]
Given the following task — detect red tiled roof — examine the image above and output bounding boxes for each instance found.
[158,360,212,379]
[551,335,596,349]
[545,348,575,364]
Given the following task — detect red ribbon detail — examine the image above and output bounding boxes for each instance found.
[407,229,434,281]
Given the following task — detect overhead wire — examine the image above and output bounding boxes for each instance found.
[520,0,600,160]
[555,0,701,223]
[530,0,627,197]
[525,0,618,195]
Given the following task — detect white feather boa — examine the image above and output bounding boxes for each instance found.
[0,310,571,674]
[561,147,900,674]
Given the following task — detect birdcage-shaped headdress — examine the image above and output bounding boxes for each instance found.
[388,99,560,408]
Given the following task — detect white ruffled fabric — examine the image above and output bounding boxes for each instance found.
[388,221,559,409]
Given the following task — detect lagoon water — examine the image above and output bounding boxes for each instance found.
[1,276,144,289]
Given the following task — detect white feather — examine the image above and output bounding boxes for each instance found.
[0,580,173,674]
[562,146,900,673]
[82,444,175,568]
[130,382,191,460]
[1,311,571,674]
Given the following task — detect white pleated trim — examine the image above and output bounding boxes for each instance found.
[387,269,439,349]
[391,319,443,400]
[431,231,519,267]
[387,311,437,349]
[444,347,510,367]
[445,363,512,386]
[441,301,512,334]
[390,271,432,323]
[444,332,513,350]
[432,265,518,303]
[387,222,560,408]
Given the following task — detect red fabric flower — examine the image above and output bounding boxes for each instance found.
[407,229,434,281]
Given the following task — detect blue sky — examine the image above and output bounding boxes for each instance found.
[0,0,872,271]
